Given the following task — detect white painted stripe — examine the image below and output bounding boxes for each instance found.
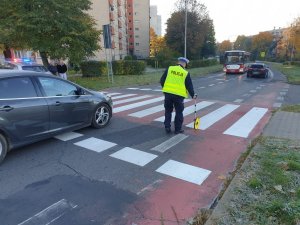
[111,94,137,100]
[154,101,215,122]
[218,82,224,84]
[18,199,77,225]
[223,107,268,138]
[277,96,284,101]
[74,137,117,153]
[260,84,266,87]
[216,79,224,81]
[242,94,251,97]
[114,96,164,113]
[106,92,122,96]
[273,103,282,108]
[156,160,211,185]
[198,87,206,89]
[234,99,243,103]
[209,84,215,87]
[140,88,152,91]
[127,88,139,90]
[186,104,240,130]
[256,87,262,89]
[55,132,83,141]
[113,95,152,105]
[250,90,257,93]
[151,134,188,153]
[129,99,192,118]
[153,89,162,92]
[110,147,157,166]
[280,92,287,96]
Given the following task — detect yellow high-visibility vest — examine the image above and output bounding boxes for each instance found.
[162,65,188,98]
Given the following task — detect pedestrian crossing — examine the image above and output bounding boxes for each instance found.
[109,92,269,139]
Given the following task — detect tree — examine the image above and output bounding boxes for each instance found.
[251,32,273,60]
[0,0,101,65]
[217,40,232,54]
[150,27,167,57]
[234,35,252,52]
[165,0,215,59]
[201,19,216,58]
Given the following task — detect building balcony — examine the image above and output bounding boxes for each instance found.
[119,43,123,50]
[112,41,116,49]
[117,0,121,6]
[110,26,115,35]
[119,32,122,39]
[118,10,122,17]
[118,20,122,28]
[109,0,114,6]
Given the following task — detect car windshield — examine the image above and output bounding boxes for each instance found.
[251,64,264,69]
[22,66,48,72]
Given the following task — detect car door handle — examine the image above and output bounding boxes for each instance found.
[55,101,61,106]
[0,106,14,111]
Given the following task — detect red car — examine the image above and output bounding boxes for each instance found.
[247,63,269,78]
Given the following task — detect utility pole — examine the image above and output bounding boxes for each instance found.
[184,0,187,58]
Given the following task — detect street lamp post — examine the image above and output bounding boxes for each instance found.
[184,0,187,58]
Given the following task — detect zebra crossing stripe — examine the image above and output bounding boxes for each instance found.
[110,147,158,166]
[127,88,139,90]
[129,99,192,118]
[223,107,268,138]
[113,95,152,106]
[186,104,240,130]
[156,160,211,185]
[111,94,137,100]
[106,93,122,96]
[114,96,165,113]
[74,137,117,153]
[154,101,215,122]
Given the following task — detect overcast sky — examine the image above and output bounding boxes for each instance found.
[150,0,300,42]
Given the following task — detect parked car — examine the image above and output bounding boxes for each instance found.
[0,70,113,164]
[0,59,51,74]
[247,63,269,78]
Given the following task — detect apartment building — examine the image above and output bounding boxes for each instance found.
[89,0,128,60]
[127,0,150,59]
[150,5,162,36]
[90,0,150,60]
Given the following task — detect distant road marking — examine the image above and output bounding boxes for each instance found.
[250,90,257,93]
[110,147,157,166]
[209,84,215,87]
[234,99,244,103]
[74,138,117,153]
[223,107,268,138]
[18,199,77,225]
[277,96,284,101]
[111,94,137,100]
[280,92,287,96]
[153,89,162,92]
[186,104,240,130]
[151,134,188,153]
[155,101,215,122]
[273,103,282,108]
[139,88,152,91]
[106,92,122,96]
[156,160,211,185]
[127,88,139,90]
[114,96,164,113]
[55,132,83,141]
[113,95,152,106]
[218,81,224,84]
[198,87,206,89]
[256,87,262,89]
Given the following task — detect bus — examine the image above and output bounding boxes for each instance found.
[223,50,250,74]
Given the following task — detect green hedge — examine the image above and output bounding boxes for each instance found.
[112,60,146,75]
[146,58,218,69]
[80,61,107,77]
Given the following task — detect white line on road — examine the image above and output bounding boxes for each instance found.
[154,101,215,122]
[18,199,77,225]
[74,137,117,153]
[106,92,122,96]
[151,134,188,153]
[209,84,215,87]
[114,96,165,113]
[111,94,137,100]
[113,95,152,106]
[250,90,257,93]
[273,103,282,108]
[127,88,139,90]
[110,147,157,166]
[223,107,268,138]
[234,99,244,103]
[156,160,211,185]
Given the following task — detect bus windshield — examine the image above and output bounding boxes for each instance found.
[224,51,250,64]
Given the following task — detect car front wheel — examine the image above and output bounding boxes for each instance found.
[91,103,112,128]
[0,133,8,164]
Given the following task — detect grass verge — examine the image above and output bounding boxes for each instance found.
[206,137,300,225]
[68,64,223,90]
[281,105,300,113]
[268,62,300,84]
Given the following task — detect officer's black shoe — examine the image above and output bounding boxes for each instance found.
[165,128,171,134]
[174,129,184,134]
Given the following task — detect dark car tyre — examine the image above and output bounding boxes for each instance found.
[91,103,112,128]
[0,133,8,164]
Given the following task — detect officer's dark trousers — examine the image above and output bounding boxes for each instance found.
[164,93,184,132]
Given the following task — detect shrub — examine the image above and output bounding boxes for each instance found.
[80,61,107,77]
[112,60,146,75]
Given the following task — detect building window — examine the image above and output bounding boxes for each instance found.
[135,43,139,46]
[135,28,139,31]
[135,35,139,38]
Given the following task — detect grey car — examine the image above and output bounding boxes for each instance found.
[0,71,113,164]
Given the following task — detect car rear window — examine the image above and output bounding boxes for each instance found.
[250,64,264,69]
[0,77,37,99]
[22,66,48,72]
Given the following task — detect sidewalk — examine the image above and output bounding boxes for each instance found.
[205,110,300,225]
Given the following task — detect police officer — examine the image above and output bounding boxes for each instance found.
[160,57,196,134]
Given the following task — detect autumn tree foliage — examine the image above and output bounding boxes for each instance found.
[150,28,167,57]
[217,40,232,54]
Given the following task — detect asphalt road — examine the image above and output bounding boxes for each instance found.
[0,65,294,225]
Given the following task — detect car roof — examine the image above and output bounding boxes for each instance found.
[0,70,52,78]
[5,61,45,67]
